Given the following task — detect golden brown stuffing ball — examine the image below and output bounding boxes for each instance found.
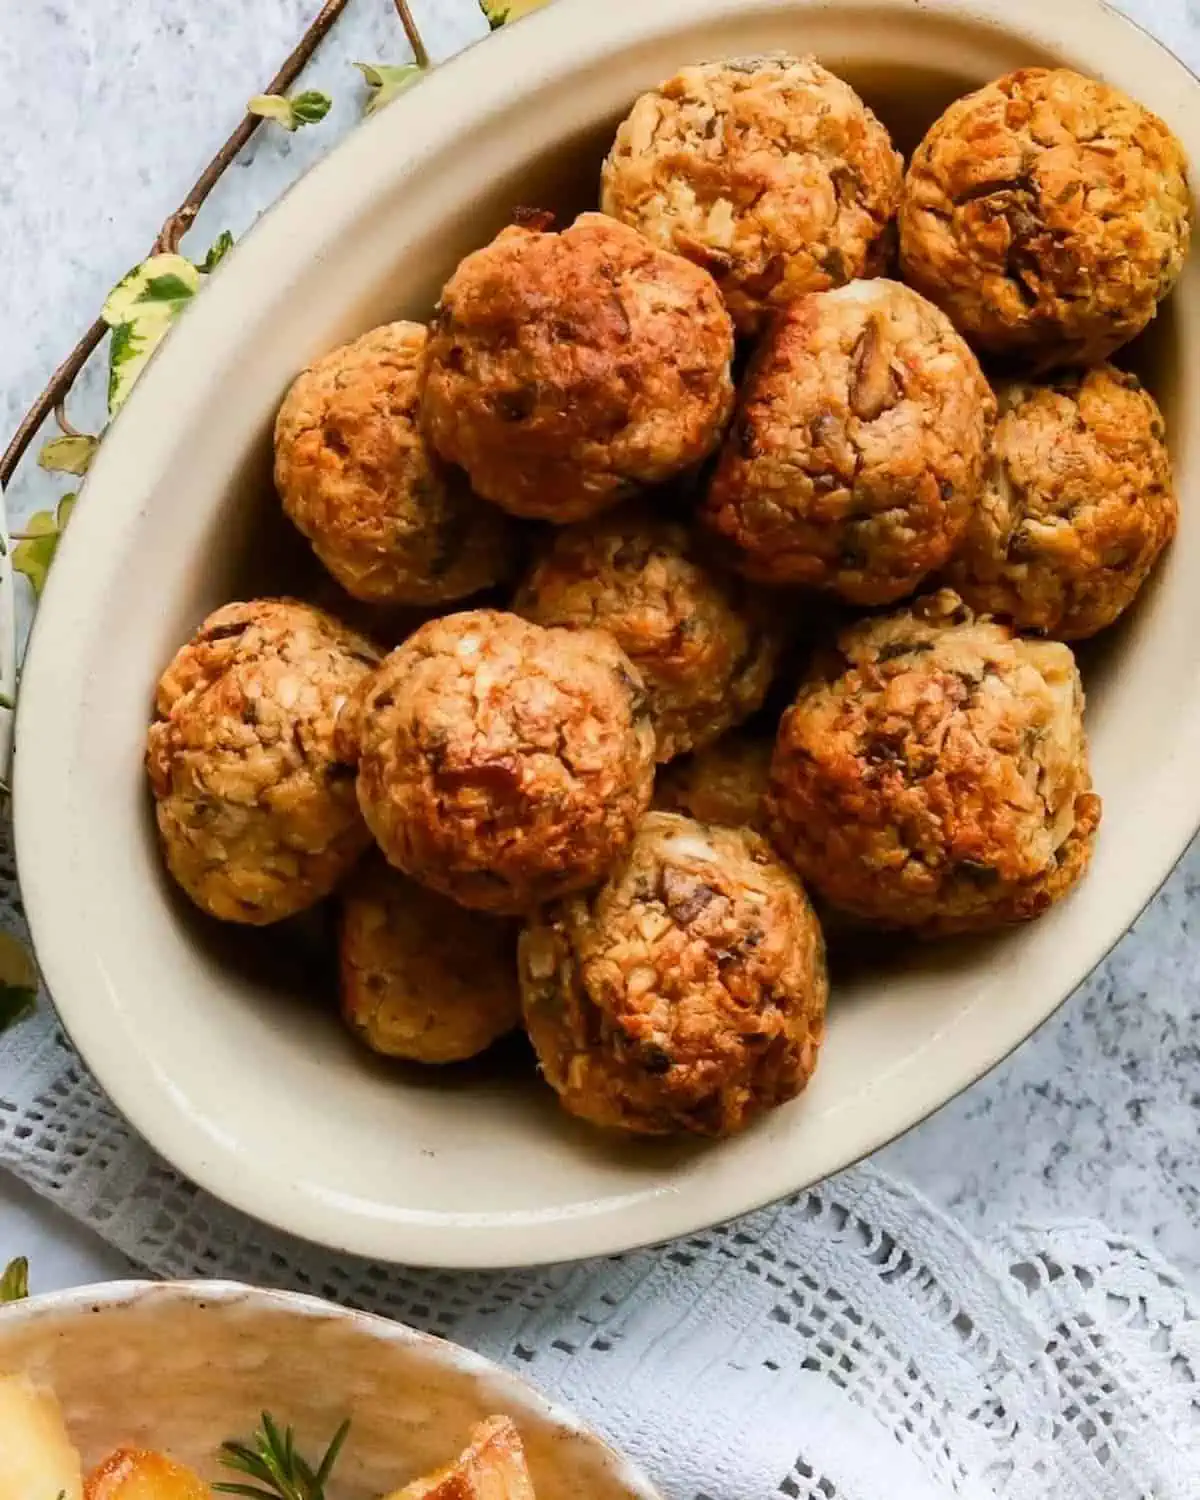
[768,590,1101,937]
[274,322,518,606]
[654,732,772,831]
[345,610,655,914]
[945,366,1177,640]
[601,54,902,336]
[900,68,1191,368]
[339,859,519,1063]
[520,811,827,1136]
[146,599,380,925]
[655,729,865,951]
[513,507,783,761]
[421,213,734,523]
[702,280,995,604]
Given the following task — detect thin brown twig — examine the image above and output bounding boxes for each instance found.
[392,0,431,70]
[1,320,107,492]
[0,0,365,491]
[52,402,82,438]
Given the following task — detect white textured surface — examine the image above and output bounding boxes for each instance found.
[9,1174,1200,1499]
[0,1174,127,1290]
[3,0,1200,1282]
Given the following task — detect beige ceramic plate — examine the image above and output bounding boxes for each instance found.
[14,0,1200,1268]
[0,1280,658,1497]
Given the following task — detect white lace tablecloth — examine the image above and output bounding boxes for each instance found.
[5,1,1200,1495]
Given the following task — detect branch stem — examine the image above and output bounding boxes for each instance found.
[392,0,431,69]
[53,402,82,438]
[1,320,107,492]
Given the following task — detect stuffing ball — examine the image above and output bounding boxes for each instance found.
[274,322,518,606]
[656,733,867,950]
[146,600,380,924]
[946,366,1177,640]
[347,610,655,914]
[339,859,519,1063]
[601,54,902,336]
[654,732,772,831]
[520,811,827,1136]
[421,213,735,523]
[900,68,1191,368]
[702,280,995,604]
[768,591,1101,936]
[514,507,783,761]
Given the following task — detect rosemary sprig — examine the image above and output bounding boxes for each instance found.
[215,1413,351,1500]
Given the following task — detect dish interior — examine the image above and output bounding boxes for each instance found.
[0,1284,654,1499]
[18,0,1200,1265]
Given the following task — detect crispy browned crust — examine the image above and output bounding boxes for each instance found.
[601,54,902,336]
[339,858,519,1063]
[899,68,1191,368]
[703,280,995,603]
[146,600,380,925]
[766,590,1100,936]
[274,321,518,606]
[421,213,734,523]
[654,732,772,832]
[348,610,655,914]
[390,1418,535,1500]
[514,505,782,761]
[520,812,827,1137]
[945,366,1177,640]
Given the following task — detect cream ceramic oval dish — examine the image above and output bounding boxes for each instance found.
[0,1280,659,1498]
[14,0,1200,1266]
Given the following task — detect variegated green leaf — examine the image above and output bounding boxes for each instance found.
[12,494,76,598]
[198,230,235,274]
[103,252,199,324]
[291,90,332,125]
[37,433,99,476]
[248,94,297,128]
[102,253,201,416]
[355,61,422,117]
[0,1257,29,1302]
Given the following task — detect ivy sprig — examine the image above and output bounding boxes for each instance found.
[248,90,333,132]
[216,1414,350,1500]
